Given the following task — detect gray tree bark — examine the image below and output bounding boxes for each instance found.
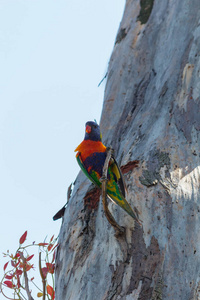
[55,0,200,299]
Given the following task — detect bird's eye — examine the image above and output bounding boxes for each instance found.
[93,125,97,129]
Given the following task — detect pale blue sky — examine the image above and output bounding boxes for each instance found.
[0,0,125,295]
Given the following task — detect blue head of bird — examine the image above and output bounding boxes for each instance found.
[84,121,102,141]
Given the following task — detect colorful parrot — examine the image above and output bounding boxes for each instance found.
[74,121,140,224]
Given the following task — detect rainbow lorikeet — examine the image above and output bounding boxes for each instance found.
[75,121,140,224]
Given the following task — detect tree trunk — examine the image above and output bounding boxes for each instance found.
[55,0,200,299]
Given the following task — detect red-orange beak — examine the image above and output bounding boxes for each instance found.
[86,125,91,133]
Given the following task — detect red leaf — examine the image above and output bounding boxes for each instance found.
[5,274,13,280]
[47,244,53,252]
[15,269,23,276]
[17,276,21,288]
[31,277,34,281]
[50,235,54,242]
[19,261,33,272]
[52,243,59,252]
[46,285,55,300]
[4,280,14,288]
[19,231,27,245]
[41,267,48,278]
[14,253,20,260]
[11,260,16,267]
[46,263,55,274]
[38,243,48,247]
[26,254,34,261]
[3,262,9,271]
[25,264,34,271]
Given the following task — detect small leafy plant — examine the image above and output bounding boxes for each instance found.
[0,231,58,300]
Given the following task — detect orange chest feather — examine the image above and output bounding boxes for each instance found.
[75,140,106,161]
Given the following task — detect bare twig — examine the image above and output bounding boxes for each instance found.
[53,183,73,220]
[100,147,125,234]
[18,252,34,300]
[98,72,108,87]
[39,252,46,300]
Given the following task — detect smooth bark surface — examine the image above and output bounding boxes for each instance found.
[56,0,200,299]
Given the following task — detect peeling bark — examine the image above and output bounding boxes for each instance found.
[56,0,200,299]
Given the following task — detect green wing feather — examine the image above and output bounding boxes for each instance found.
[76,152,140,223]
[106,169,139,222]
[76,153,101,188]
[109,157,126,196]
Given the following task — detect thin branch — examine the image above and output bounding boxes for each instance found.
[98,72,108,87]
[1,290,19,300]
[53,183,73,221]
[100,147,125,234]
[39,252,46,300]
[18,252,34,300]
